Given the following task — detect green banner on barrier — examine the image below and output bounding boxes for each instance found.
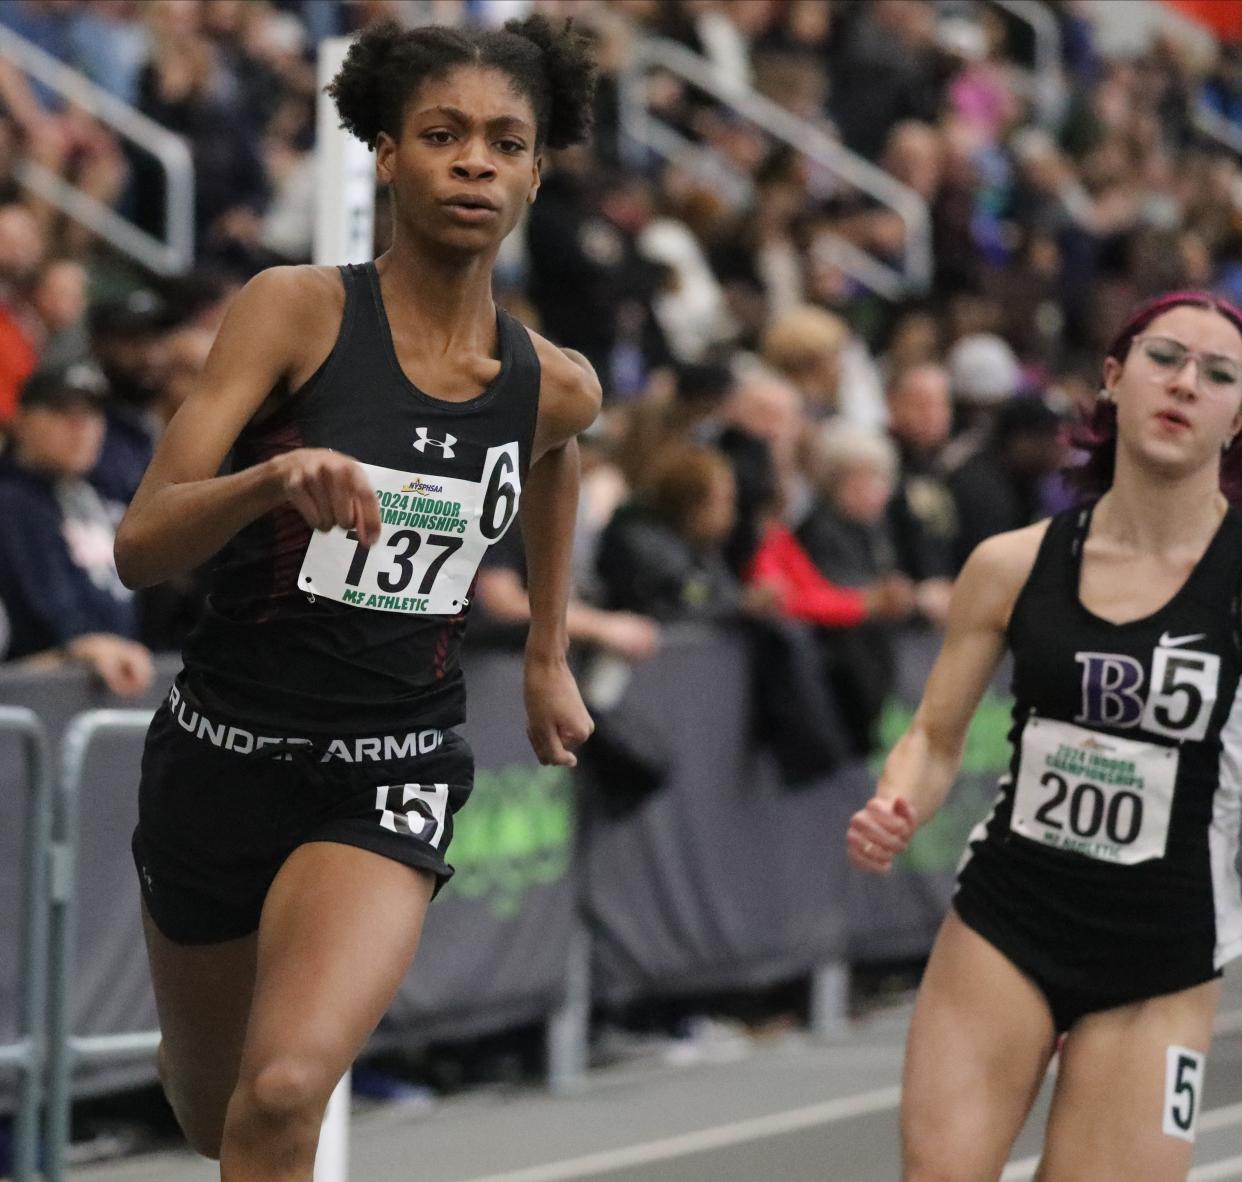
[445,764,573,918]
[869,689,1013,875]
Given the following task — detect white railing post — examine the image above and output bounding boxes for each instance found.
[314,1075,351,1182]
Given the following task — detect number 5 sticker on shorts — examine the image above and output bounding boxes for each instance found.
[375,783,449,848]
[1164,1046,1204,1142]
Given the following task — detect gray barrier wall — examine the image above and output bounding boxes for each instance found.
[578,627,857,1004]
[0,626,1004,1114]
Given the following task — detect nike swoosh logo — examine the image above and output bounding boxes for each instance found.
[1159,632,1207,648]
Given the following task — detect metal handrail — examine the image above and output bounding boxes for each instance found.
[44,709,155,1182]
[620,34,932,297]
[0,22,194,274]
[0,706,52,1182]
[629,113,909,300]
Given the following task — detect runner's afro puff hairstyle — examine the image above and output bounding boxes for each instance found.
[326,15,597,152]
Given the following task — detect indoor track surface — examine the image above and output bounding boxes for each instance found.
[73,971,1242,1182]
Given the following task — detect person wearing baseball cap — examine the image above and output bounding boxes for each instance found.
[88,288,184,504]
[0,363,153,695]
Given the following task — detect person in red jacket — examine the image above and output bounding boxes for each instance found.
[746,513,914,627]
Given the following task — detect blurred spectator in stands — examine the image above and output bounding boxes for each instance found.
[0,363,153,695]
[745,430,913,644]
[67,0,150,107]
[754,0,831,62]
[526,149,668,395]
[634,166,738,362]
[760,303,886,428]
[616,361,774,571]
[884,363,957,616]
[1180,150,1242,262]
[259,93,316,264]
[943,329,1022,466]
[792,420,917,753]
[879,117,943,203]
[88,288,179,504]
[861,119,946,264]
[827,0,942,160]
[597,441,772,622]
[941,10,1022,148]
[0,3,128,253]
[571,421,632,603]
[742,418,913,761]
[948,394,1066,568]
[131,0,268,271]
[722,362,809,552]
[984,231,1066,370]
[473,536,660,660]
[878,306,943,383]
[30,256,89,369]
[795,422,912,605]
[0,202,42,423]
[1200,42,1242,131]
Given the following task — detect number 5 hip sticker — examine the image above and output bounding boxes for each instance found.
[1164,1045,1205,1142]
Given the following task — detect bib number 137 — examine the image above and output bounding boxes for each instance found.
[340,447,519,596]
[296,444,521,614]
[342,529,461,597]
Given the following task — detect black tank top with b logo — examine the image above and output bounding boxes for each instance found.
[181,262,541,732]
[957,502,1242,991]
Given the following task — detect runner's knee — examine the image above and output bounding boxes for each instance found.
[234,1054,335,1132]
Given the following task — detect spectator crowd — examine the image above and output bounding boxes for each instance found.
[0,0,1240,764]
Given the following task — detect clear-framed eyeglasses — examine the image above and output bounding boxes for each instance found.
[1132,334,1242,395]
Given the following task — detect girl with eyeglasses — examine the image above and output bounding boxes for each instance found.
[848,291,1242,1181]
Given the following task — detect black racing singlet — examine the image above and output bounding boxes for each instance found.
[180,262,541,732]
[957,502,1242,994]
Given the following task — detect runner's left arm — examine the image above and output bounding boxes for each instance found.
[520,341,602,766]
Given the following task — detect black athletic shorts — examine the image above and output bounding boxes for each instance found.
[953,862,1222,1034]
[132,680,474,945]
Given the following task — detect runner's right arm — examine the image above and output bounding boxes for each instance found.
[847,524,1044,873]
[114,267,381,589]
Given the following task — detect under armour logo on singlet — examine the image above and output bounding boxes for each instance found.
[413,428,457,458]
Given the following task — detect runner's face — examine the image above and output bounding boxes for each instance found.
[1104,305,1242,479]
[378,67,541,255]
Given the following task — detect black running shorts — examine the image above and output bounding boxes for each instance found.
[132,681,474,945]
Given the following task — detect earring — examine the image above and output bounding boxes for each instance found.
[1097,387,1112,403]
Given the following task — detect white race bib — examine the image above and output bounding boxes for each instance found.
[297,444,520,615]
[1010,716,1178,865]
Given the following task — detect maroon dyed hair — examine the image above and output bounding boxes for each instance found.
[1067,290,1242,504]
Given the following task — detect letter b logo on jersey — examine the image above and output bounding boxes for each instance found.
[1075,652,1145,727]
[413,428,457,458]
[1075,646,1219,740]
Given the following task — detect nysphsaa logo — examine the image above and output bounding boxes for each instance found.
[1076,633,1218,741]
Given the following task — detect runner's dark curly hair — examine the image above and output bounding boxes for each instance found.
[326,15,596,151]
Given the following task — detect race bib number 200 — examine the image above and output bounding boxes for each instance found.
[297,444,519,615]
[1010,716,1178,865]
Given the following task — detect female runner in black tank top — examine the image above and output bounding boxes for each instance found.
[115,18,599,1178]
[848,292,1242,1182]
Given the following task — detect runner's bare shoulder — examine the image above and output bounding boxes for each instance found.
[957,520,1051,631]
